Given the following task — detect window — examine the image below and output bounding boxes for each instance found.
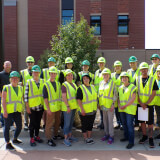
[62,0,74,25]
[90,16,101,35]
[118,15,129,35]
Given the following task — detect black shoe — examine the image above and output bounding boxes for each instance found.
[155,134,160,139]
[120,138,128,142]
[126,143,134,149]
[48,139,56,147]
[53,134,64,140]
[34,136,43,143]
[114,125,120,129]
[6,143,16,151]
[139,135,148,144]
[149,138,155,148]
[13,139,23,144]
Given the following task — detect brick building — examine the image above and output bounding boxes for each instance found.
[2,0,150,71]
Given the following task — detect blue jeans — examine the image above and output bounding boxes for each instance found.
[120,112,134,145]
[63,109,76,135]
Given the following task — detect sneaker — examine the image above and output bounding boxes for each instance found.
[101,135,109,141]
[47,139,56,147]
[6,143,16,151]
[34,136,43,143]
[53,134,64,140]
[155,134,160,139]
[30,138,36,147]
[126,143,134,149]
[139,135,148,144]
[63,139,71,147]
[69,136,78,142]
[120,138,128,142]
[149,138,155,148]
[107,137,114,144]
[13,139,23,144]
[86,138,94,145]
[24,125,29,131]
[10,126,15,131]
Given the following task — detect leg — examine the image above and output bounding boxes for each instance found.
[155,105,160,127]
[87,114,96,138]
[107,110,114,137]
[54,111,61,136]
[24,106,29,127]
[79,115,87,139]
[35,110,43,137]
[68,109,76,135]
[42,110,47,128]
[29,110,36,138]
[103,110,109,135]
[115,107,120,127]
[120,112,128,139]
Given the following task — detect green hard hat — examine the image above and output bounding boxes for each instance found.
[26,56,35,63]
[32,65,41,72]
[102,68,111,75]
[114,60,122,67]
[139,62,149,70]
[65,57,73,64]
[48,57,56,63]
[120,72,129,78]
[82,60,90,66]
[151,54,160,60]
[97,57,106,63]
[9,71,20,78]
[64,69,73,77]
[49,66,57,73]
[129,56,138,62]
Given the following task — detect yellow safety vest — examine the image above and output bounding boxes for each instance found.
[44,80,61,112]
[78,84,97,113]
[118,84,137,115]
[99,79,115,109]
[94,69,104,92]
[61,81,78,111]
[42,68,60,82]
[127,68,141,83]
[148,64,157,79]
[61,70,77,83]
[1,84,23,114]
[153,79,160,106]
[78,71,94,85]
[28,79,44,108]
[136,76,155,106]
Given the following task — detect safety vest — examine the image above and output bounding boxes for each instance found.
[127,68,141,83]
[99,79,115,109]
[42,68,60,82]
[61,70,77,83]
[111,72,122,107]
[94,69,104,92]
[1,84,23,114]
[44,80,61,112]
[61,81,78,111]
[28,79,44,108]
[153,79,160,106]
[136,76,155,106]
[118,84,137,115]
[78,84,97,113]
[78,71,94,85]
[148,64,157,79]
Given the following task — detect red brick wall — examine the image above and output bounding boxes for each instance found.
[118,0,129,13]
[4,6,18,70]
[28,0,60,63]
[118,37,129,49]
[90,0,101,13]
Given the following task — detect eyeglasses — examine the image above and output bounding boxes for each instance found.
[152,58,158,60]
[27,62,33,63]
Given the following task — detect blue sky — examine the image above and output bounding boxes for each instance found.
[145,0,160,49]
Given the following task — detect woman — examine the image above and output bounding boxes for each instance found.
[25,65,44,146]
[118,72,137,149]
[2,71,23,150]
[99,68,116,144]
[61,69,78,146]
[77,73,97,144]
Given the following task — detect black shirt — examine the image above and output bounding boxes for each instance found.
[76,86,92,100]
[0,70,10,92]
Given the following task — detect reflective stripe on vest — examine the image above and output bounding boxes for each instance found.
[64,82,76,101]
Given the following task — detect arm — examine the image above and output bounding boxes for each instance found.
[2,90,8,118]
[62,92,70,113]
[77,99,85,116]
[24,82,31,114]
[145,90,156,106]
[44,98,52,115]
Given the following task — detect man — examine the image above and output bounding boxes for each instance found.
[20,56,35,130]
[136,62,158,148]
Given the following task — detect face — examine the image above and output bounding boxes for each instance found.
[82,65,89,71]
[103,73,110,81]
[121,76,129,84]
[152,58,160,66]
[10,77,19,85]
[27,62,34,69]
[140,68,148,76]
[66,73,73,82]
[98,62,105,69]
[32,71,40,79]
[115,65,122,72]
[83,76,90,85]
[129,62,137,69]
[4,61,12,73]
[49,72,57,79]
[66,63,73,69]
[48,62,55,67]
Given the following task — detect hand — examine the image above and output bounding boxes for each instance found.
[3,111,8,118]
[47,110,52,116]
[141,103,147,110]
[110,105,114,112]
[26,107,31,114]
[120,105,126,110]
[81,109,86,116]
[67,107,71,113]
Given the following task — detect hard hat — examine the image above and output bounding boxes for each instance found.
[65,57,73,64]
[151,54,160,60]
[32,65,41,72]
[97,57,106,63]
[9,71,20,78]
[101,68,111,75]
[139,62,149,70]
[82,60,90,66]
[114,60,122,67]
[26,56,35,63]
[49,66,57,73]
[129,56,138,62]
[120,72,129,78]
[64,69,73,77]
[48,57,56,63]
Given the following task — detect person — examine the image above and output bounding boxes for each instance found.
[2,71,23,150]
[94,57,106,129]
[61,69,78,146]
[25,65,44,146]
[0,61,15,130]
[111,60,123,130]
[99,68,117,144]
[136,62,158,148]
[77,60,94,86]
[118,72,137,149]
[43,66,62,147]
[77,73,97,144]
[20,56,35,131]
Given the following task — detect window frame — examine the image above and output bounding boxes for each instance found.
[90,15,101,36]
[118,15,129,35]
